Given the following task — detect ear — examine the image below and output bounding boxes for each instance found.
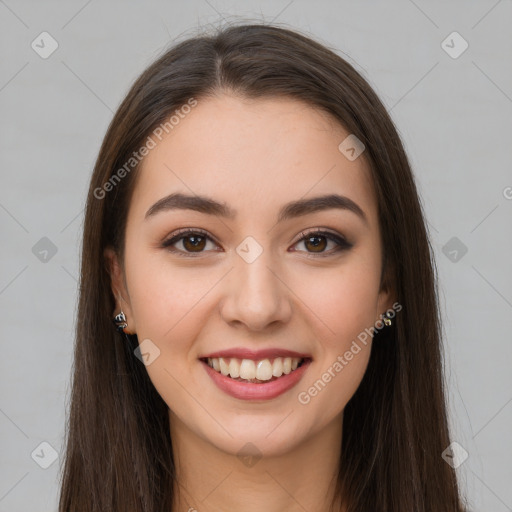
[104,246,136,334]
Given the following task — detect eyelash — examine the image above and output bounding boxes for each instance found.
[161,228,352,258]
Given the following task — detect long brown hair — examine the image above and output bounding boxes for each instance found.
[58,22,468,511]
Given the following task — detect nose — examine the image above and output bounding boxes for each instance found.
[220,249,293,332]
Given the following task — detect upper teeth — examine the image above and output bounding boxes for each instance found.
[207,357,302,381]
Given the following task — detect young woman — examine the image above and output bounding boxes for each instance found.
[58,23,468,512]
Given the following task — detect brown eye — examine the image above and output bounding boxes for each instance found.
[292,230,352,256]
[303,234,328,252]
[162,229,218,256]
[182,234,207,252]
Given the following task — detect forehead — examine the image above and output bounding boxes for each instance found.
[130,94,378,227]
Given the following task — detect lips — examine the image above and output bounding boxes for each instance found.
[199,348,312,400]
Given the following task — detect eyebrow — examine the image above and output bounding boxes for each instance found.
[145,192,368,225]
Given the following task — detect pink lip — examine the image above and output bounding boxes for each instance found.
[200,348,311,360]
[201,358,312,401]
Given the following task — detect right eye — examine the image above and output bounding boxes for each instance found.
[161,228,220,256]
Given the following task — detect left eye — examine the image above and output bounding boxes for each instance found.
[161,229,351,256]
[292,230,351,255]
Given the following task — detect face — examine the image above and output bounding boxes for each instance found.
[106,94,393,458]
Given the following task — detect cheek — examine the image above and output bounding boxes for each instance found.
[123,252,215,411]
[293,256,381,417]
[125,250,214,342]
[294,256,382,343]
[299,346,372,429]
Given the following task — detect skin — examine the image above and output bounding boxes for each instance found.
[106,94,394,512]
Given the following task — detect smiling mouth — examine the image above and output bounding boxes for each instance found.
[200,356,310,383]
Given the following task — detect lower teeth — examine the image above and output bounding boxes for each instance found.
[230,375,280,384]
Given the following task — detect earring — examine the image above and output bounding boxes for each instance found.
[382,312,392,327]
[113,310,128,332]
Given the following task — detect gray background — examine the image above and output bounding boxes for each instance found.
[1,1,511,510]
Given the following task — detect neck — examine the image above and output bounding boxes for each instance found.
[169,411,345,512]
